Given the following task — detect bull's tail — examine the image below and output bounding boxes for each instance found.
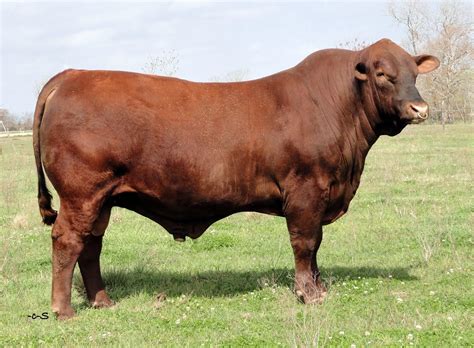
[33,81,59,225]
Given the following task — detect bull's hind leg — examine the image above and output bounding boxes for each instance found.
[50,207,88,319]
[50,200,106,319]
[78,206,113,308]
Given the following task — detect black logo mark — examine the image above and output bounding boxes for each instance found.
[27,312,49,320]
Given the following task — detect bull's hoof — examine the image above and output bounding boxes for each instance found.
[173,235,186,242]
[91,290,115,308]
[54,307,75,320]
[295,290,327,304]
[92,298,115,308]
[295,284,327,305]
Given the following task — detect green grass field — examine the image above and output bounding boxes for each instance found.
[0,124,472,346]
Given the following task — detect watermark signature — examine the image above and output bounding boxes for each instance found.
[27,312,49,320]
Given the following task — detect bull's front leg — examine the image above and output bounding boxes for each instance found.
[284,184,328,304]
[287,219,327,304]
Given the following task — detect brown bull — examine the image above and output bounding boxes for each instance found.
[33,39,439,319]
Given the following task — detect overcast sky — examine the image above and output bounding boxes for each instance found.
[0,1,405,114]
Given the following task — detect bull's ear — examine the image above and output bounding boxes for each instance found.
[355,62,368,81]
[415,55,440,74]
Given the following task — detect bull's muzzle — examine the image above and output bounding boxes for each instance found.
[406,101,429,123]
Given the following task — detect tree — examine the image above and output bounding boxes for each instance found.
[388,0,429,55]
[426,1,473,124]
[0,109,33,132]
[0,108,17,131]
[209,68,250,82]
[388,0,473,125]
[18,112,33,130]
[142,49,180,76]
[337,38,369,51]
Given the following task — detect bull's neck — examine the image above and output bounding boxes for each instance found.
[295,49,380,158]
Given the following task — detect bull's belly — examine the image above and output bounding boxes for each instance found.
[112,191,283,240]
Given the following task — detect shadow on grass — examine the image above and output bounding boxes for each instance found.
[74,265,418,302]
[323,265,418,282]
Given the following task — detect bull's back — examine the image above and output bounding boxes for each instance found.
[43,69,279,150]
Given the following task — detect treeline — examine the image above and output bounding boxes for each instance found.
[0,109,33,132]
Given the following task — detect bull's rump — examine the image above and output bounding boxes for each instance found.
[40,69,284,222]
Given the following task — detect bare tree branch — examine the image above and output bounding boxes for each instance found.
[143,49,180,77]
[209,69,250,82]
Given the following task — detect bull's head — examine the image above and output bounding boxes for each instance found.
[354,39,440,135]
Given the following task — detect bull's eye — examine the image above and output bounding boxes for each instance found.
[376,71,396,85]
